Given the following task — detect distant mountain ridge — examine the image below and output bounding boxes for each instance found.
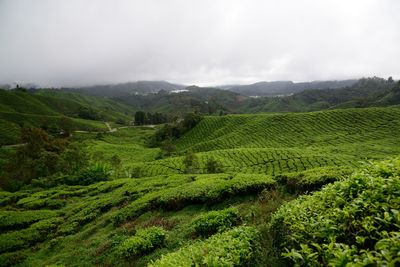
[3,79,360,98]
[68,81,185,97]
[63,77,399,114]
[222,79,359,96]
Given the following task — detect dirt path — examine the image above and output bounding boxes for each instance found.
[105,122,117,132]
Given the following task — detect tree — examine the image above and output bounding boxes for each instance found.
[2,127,87,190]
[110,154,122,178]
[205,157,222,173]
[135,111,146,125]
[183,151,200,174]
[182,112,203,130]
[161,139,176,156]
[21,127,49,157]
[78,107,99,120]
[60,116,74,137]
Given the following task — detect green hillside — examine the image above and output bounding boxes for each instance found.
[0,89,134,121]
[127,108,400,178]
[0,107,399,266]
[0,89,135,145]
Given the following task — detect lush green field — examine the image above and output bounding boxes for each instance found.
[0,107,399,266]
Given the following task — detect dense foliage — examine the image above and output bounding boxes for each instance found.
[148,112,203,148]
[134,111,169,125]
[269,158,400,266]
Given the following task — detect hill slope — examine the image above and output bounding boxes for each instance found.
[122,107,400,182]
[0,89,135,145]
[240,77,400,113]
[1,107,399,266]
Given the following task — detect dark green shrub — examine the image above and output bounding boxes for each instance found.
[147,112,203,147]
[205,157,222,173]
[191,208,240,237]
[63,164,110,185]
[118,227,166,258]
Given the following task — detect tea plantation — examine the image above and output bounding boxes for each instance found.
[0,107,399,266]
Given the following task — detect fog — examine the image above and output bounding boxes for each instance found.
[0,0,399,87]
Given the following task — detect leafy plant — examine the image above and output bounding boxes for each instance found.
[269,158,400,266]
[190,207,240,237]
[149,226,260,267]
[118,227,166,258]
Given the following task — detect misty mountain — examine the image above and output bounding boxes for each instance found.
[223,80,358,96]
[68,81,185,97]
[59,77,400,115]
[107,85,246,114]
[239,77,400,112]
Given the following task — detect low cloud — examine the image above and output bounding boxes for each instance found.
[0,0,399,87]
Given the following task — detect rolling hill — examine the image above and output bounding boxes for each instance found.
[0,89,135,145]
[0,106,399,266]
[131,107,400,178]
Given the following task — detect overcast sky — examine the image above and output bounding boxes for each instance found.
[0,0,399,87]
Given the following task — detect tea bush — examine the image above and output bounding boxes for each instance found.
[118,227,166,258]
[269,159,400,266]
[112,173,276,224]
[277,166,353,193]
[0,217,62,253]
[149,226,260,267]
[0,210,57,231]
[190,207,240,237]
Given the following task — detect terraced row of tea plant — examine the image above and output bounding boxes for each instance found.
[1,107,399,266]
[0,172,279,266]
[134,147,358,177]
[1,156,398,266]
[175,107,400,152]
[123,108,400,179]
